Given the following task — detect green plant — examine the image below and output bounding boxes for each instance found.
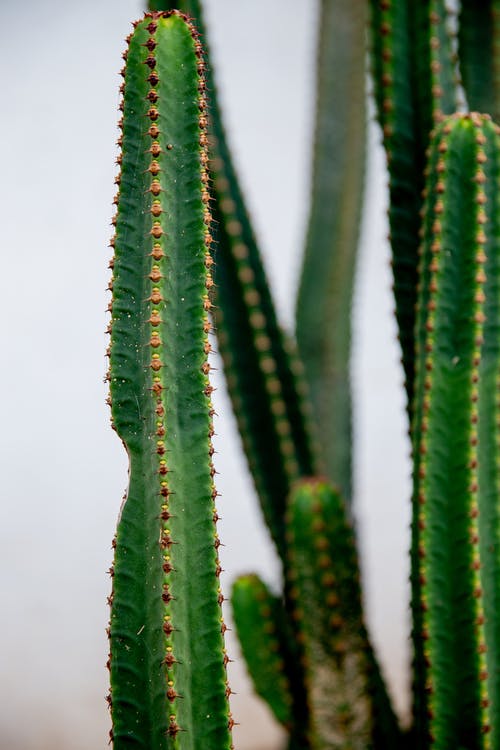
[107,2,500,749]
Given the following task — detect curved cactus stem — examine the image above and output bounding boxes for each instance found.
[295,0,366,505]
[369,0,457,410]
[146,0,320,562]
[231,574,294,729]
[107,12,232,748]
[459,1,500,123]
[286,479,401,749]
[411,113,500,748]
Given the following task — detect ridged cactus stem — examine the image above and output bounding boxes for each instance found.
[296,0,367,504]
[286,479,400,749]
[370,0,457,408]
[412,112,500,748]
[106,12,232,748]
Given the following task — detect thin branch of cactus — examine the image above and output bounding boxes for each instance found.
[296,0,367,504]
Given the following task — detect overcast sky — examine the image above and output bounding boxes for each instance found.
[0,2,410,748]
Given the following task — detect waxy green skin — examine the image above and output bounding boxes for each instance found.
[108,12,232,749]
[412,113,500,749]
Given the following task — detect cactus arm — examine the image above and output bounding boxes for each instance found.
[107,13,232,748]
[231,574,293,729]
[146,0,319,561]
[286,480,400,749]
[369,0,457,408]
[459,1,500,122]
[295,0,367,503]
[411,114,500,748]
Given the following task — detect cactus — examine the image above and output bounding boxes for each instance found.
[107,11,232,748]
[106,2,500,749]
[411,112,500,749]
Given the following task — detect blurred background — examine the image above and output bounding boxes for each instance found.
[0,1,411,747]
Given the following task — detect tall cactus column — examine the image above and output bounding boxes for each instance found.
[412,113,500,749]
[106,12,233,749]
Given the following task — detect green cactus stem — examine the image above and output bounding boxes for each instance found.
[106,12,232,748]
[459,1,500,123]
[231,574,294,730]
[286,479,400,749]
[411,112,500,749]
[369,0,457,409]
[295,0,366,504]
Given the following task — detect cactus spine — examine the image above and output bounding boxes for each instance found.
[107,12,232,748]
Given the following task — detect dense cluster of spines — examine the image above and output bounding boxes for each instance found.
[412,113,500,749]
[106,11,233,748]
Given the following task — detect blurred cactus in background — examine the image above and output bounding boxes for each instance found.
[106,1,500,748]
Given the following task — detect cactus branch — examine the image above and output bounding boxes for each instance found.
[412,112,500,748]
[370,0,457,408]
[295,0,367,504]
[107,12,232,748]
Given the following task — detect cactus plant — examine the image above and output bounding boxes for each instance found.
[106,2,500,749]
[106,12,232,748]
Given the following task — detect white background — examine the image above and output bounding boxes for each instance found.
[0,2,411,748]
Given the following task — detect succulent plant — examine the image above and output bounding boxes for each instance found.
[106,2,500,748]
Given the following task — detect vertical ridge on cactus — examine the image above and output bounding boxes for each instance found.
[412,113,500,749]
[107,12,232,748]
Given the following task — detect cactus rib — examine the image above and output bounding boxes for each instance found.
[412,113,500,749]
[107,12,232,748]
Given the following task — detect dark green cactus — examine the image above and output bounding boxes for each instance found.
[107,11,232,748]
[106,2,500,749]
[369,0,457,409]
[411,112,500,749]
[459,1,500,123]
